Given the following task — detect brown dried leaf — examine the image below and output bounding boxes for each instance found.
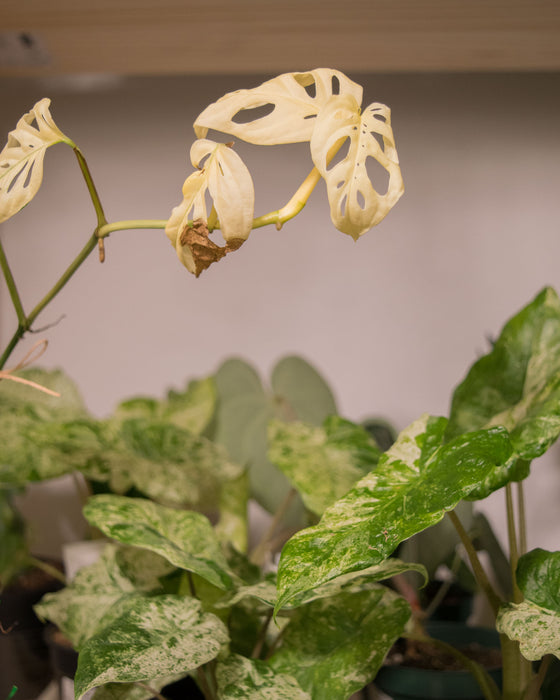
[179,219,244,277]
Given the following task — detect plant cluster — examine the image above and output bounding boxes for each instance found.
[0,70,559,700]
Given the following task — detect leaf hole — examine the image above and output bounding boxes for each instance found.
[365,156,389,195]
[372,110,387,123]
[331,75,340,95]
[356,190,366,210]
[232,103,275,124]
[295,74,317,98]
[327,137,350,171]
[303,114,316,121]
[370,131,385,152]
[7,164,27,193]
[23,161,35,189]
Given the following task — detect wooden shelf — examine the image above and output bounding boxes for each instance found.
[1,0,560,76]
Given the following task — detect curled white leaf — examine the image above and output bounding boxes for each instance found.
[194,68,363,145]
[0,98,74,224]
[165,139,255,276]
[310,94,404,240]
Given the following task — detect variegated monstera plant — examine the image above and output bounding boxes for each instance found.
[1,70,559,700]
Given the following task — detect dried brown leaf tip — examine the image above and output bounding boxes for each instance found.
[179,218,245,277]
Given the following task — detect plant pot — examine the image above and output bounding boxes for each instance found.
[0,561,64,700]
[375,622,502,700]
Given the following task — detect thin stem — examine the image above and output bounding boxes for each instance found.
[447,509,502,617]
[506,484,523,604]
[0,237,26,325]
[97,219,168,238]
[0,325,25,371]
[73,147,107,227]
[525,655,552,700]
[135,682,167,700]
[516,482,527,557]
[250,488,297,566]
[27,556,67,585]
[251,608,274,659]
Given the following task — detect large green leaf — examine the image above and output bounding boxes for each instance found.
[270,586,410,700]
[74,595,228,699]
[276,415,512,610]
[497,549,560,661]
[268,416,380,516]
[216,654,310,699]
[83,495,237,590]
[91,678,180,700]
[0,99,74,224]
[35,544,173,649]
[447,287,560,497]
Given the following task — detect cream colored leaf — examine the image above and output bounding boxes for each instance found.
[165,139,255,275]
[0,98,74,224]
[194,69,363,145]
[310,94,404,240]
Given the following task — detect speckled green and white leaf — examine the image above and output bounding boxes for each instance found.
[0,98,74,223]
[35,544,173,648]
[216,654,310,699]
[270,586,410,700]
[215,468,249,552]
[194,69,362,145]
[74,595,229,699]
[447,287,560,498]
[83,495,236,590]
[310,95,404,239]
[497,601,560,661]
[516,549,560,613]
[268,416,380,516]
[92,677,181,700]
[276,415,512,609]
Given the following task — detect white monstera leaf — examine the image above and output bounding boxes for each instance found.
[0,98,74,224]
[311,94,404,239]
[165,139,255,276]
[194,68,363,145]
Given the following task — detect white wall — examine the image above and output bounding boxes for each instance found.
[1,72,560,555]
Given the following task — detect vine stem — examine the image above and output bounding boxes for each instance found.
[0,237,26,325]
[250,488,297,566]
[505,484,522,604]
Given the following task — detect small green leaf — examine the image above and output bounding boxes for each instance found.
[270,586,410,700]
[216,654,310,699]
[83,495,236,590]
[517,549,560,613]
[276,415,512,609]
[268,416,380,516]
[74,595,228,699]
[0,99,74,223]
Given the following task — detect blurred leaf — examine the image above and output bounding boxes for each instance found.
[0,99,74,224]
[276,415,512,610]
[216,654,310,699]
[74,595,228,699]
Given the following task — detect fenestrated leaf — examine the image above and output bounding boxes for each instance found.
[83,495,237,590]
[268,416,381,516]
[194,69,363,145]
[495,549,560,661]
[0,98,74,223]
[447,287,560,497]
[216,654,310,700]
[310,95,404,239]
[166,139,254,275]
[74,595,229,699]
[276,415,512,610]
[35,544,173,649]
[270,586,410,700]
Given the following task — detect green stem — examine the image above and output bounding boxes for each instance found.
[506,484,522,604]
[73,147,107,226]
[0,237,26,325]
[26,555,67,585]
[403,632,501,700]
[516,482,527,557]
[251,608,274,659]
[97,219,168,237]
[0,325,25,371]
[525,655,552,700]
[500,633,533,700]
[250,488,296,566]
[447,509,502,617]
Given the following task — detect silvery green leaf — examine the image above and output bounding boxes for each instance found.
[497,601,560,661]
[447,287,560,497]
[270,586,410,700]
[35,544,173,648]
[216,654,310,699]
[276,415,512,609]
[194,69,362,145]
[74,595,228,699]
[268,416,380,516]
[0,99,74,223]
[83,495,236,590]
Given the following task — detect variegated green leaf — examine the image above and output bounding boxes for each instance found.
[276,415,512,610]
[166,139,254,275]
[92,677,181,700]
[310,95,404,239]
[271,586,410,700]
[216,654,310,699]
[517,549,560,613]
[194,69,363,145]
[74,595,228,699]
[215,468,250,552]
[268,416,380,516]
[447,287,560,498]
[497,601,560,661]
[35,544,173,649]
[0,98,74,223]
[83,495,236,590]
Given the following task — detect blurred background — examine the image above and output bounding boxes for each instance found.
[1,0,559,555]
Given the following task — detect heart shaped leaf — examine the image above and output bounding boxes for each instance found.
[166,139,254,275]
[276,415,512,610]
[194,69,363,145]
[217,654,310,699]
[310,94,404,239]
[0,98,74,224]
